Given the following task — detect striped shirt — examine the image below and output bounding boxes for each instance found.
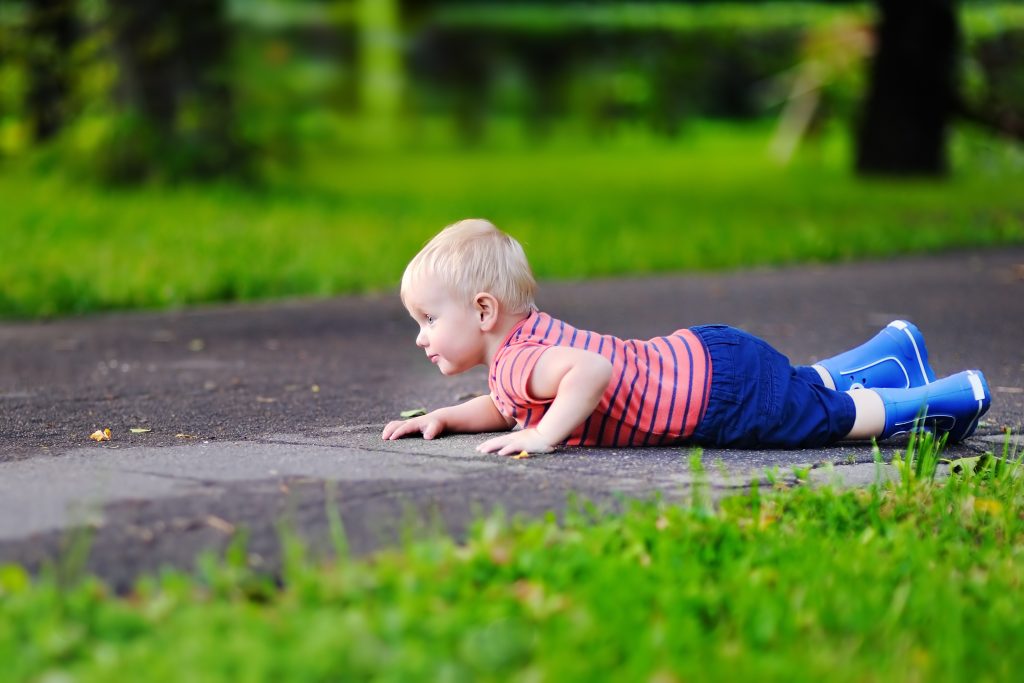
[488,310,712,447]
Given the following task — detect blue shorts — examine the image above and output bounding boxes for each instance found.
[689,325,856,449]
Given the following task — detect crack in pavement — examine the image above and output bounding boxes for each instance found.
[109,467,226,487]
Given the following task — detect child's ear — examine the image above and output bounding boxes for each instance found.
[474,292,499,331]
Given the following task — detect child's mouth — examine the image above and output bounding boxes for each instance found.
[429,355,440,364]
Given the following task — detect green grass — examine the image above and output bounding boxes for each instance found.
[2,122,1023,318]
[2,434,1022,681]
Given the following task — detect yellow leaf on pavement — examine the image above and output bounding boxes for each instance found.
[512,451,531,460]
[89,428,112,442]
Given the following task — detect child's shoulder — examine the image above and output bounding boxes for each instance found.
[510,310,581,345]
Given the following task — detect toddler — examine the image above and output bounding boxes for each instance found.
[382,219,992,455]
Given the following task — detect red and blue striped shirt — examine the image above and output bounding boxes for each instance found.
[488,310,712,447]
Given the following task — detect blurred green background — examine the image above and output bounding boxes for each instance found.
[1,0,1022,318]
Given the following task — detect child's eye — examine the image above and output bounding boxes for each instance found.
[425,315,435,325]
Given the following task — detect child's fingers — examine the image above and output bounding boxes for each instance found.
[381,420,401,439]
[385,417,444,441]
[384,419,415,440]
[476,435,508,453]
[498,446,538,455]
[475,436,497,452]
[423,420,442,440]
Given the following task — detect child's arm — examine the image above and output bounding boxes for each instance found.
[382,394,514,441]
[476,347,613,455]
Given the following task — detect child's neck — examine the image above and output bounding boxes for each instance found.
[483,309,533,367]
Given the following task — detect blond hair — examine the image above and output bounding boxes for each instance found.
[401,219,537,314]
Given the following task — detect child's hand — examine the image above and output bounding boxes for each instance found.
[476,428,555,456]
[382,413,446,441]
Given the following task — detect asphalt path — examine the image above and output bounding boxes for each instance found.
[1,248,1022,590]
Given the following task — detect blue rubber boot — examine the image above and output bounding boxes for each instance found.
[814,320,937,390]
[874,370,991,443]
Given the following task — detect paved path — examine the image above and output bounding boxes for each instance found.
[1,248,1022,590]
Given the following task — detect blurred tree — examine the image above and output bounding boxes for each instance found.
[769,17,872,164]
[956,28,1024,143]
[26,0,76,141]
[103,0,249,181]
[856,0,959,176]
[358,0,403,139]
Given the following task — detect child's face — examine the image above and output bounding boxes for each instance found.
[404,276,485,376]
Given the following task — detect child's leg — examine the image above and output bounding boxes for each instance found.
[689,325,859,449]
[845,370,991,443]
[808,320,937,391]
[796,365,833,388]
[690,325,988,449]
[846,390,885,439]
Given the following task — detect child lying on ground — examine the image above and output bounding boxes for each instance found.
[382,219,991,454]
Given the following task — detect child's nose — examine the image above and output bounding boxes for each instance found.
[416,328,428,348]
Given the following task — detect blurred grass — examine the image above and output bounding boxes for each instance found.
[1,121,1023,319]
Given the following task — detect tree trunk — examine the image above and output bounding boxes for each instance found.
[856,0,960,176]
[104,0,246,180]
[26,0,76,141]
